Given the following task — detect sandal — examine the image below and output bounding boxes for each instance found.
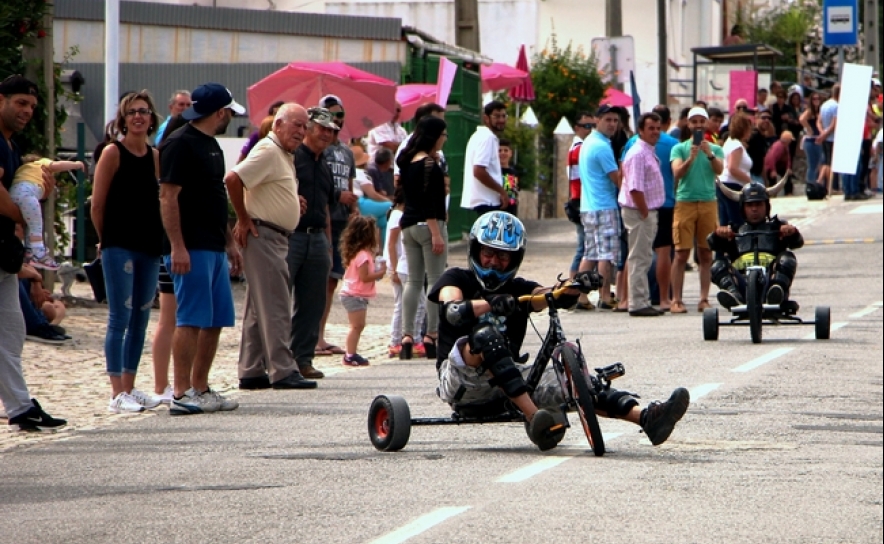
[314,347,333,356]
[670,301,688,314]
[319,344,346,355]
[399,335,414,360]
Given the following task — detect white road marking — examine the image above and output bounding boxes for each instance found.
[496,432,624,483]
[496,456,571,483]
[802,321,849,339]
[731,348,794,373]
[848,204,883,214]
[369,506,471,544]
[691,383,722,400]
[850,306,881,318]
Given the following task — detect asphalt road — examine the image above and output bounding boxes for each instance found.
[1,198,882,544]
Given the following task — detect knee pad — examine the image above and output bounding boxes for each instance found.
[710,259,733,284]
[773,251,798,281]
[595,389,640,418]
[486,356,528,398]
[444,300,476,327]
[468,324,510,363]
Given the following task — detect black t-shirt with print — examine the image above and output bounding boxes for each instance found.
[428,267,540,368]
[159,124,229,253]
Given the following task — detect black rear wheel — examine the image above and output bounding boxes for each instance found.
[748,269,763,344]
[368,395,412,452]
[560,345,605,456]
[815,306,831,340]
[703,307,719,341]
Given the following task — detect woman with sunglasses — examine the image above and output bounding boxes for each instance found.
[91,90,165,413]
[800,92,823,184]
[395,116,448,359]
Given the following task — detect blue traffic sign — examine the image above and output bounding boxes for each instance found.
[823,0,858,46]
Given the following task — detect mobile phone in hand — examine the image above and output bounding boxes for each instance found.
[692,130,703,146]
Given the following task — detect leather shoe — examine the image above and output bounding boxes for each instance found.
[299,364,325,379]
[239,375,271,390]
[629,306,661,317]
[271,372,318,389]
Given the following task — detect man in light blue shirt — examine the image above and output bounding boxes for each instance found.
[153,90,191,146]
[817,84,839,192]
[577,104,622,305]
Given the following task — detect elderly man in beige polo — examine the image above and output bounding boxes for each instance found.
[225,103,318,391]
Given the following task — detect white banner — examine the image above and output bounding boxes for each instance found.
[832,63,873,174]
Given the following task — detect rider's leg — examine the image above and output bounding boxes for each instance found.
[711,258,744,308]
[767,251,798,304]
[596,386,691,446]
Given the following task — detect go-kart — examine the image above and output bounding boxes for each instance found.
[368,276,623,456]
[702,229,830,344]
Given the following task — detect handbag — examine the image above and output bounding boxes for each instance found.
[564,198,582,225]
[0,230,25,274]
[83,257,107,303]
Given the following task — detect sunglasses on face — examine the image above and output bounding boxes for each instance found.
[577,123,597,129]
[331,110,345,119]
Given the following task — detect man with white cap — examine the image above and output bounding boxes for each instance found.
[668,106,725,314]
[159,82,245,415]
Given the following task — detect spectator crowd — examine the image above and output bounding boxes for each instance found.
[1,69,881,430]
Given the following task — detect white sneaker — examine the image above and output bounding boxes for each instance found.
[156,385,173,405]
[129,388,161,410]
[206,389,239,412]
[108,392,146,413]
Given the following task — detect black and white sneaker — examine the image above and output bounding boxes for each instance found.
[8,399,67,431]
[766,284,785,305]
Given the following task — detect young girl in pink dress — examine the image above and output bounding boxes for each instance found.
[338,216,386,366]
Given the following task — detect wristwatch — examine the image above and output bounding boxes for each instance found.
[706,154,716,160]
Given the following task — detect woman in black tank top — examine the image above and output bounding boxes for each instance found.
[800,92,823,184]
[90,91,165,414]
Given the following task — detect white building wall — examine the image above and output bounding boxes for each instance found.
[129,0,327,14]
[53,20,404,64]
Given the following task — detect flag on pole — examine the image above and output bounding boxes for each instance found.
[629,70,641,134]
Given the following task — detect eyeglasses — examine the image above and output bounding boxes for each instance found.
[479,246,512,264]
[125,108,152,117]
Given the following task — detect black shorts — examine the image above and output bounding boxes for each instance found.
[821,141,834,166]
[653,207,674,249]
[157,261,174,294]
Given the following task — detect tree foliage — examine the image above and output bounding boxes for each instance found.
[528,37,606,141]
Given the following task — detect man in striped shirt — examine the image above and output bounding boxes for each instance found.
[619,112,666,316]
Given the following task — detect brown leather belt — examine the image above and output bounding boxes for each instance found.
[252,218,292,237]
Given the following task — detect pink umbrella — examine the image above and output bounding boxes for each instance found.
[510,44,535,102]
[601,87,633,107]
[247,62,397,142]
[396,84,438,123]
[481,63,530,93]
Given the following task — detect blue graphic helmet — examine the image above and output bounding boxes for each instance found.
[468,211,526,292]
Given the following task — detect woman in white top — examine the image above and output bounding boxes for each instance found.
[717,112,754,229]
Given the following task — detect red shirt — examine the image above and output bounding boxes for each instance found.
[568,136,583,200]
[763,140,792,178]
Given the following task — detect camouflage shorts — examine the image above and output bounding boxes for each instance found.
[437,338,564,411]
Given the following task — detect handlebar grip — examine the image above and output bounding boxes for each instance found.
[517,286,570,304]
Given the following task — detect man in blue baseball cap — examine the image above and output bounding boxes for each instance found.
[159,82,245,415]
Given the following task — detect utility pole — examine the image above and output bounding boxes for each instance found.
[658,0,667,105]
[606,0,622,38]
[453,0,481,52]
[864,0,879,68]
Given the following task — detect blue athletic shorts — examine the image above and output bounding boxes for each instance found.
[164,250,235,328]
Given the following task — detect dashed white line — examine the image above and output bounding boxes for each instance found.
[691,383,722,400]
[802,321,848,340]
[850,305,881,318]
[496,456,571,483]
[369,506,472,544]
[731,347,794,373]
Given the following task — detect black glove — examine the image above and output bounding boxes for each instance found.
[573,271,602,293]
[488,294,516,317]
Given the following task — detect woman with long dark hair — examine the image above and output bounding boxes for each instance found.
[800,91,823,184]
[395,116,448,359]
